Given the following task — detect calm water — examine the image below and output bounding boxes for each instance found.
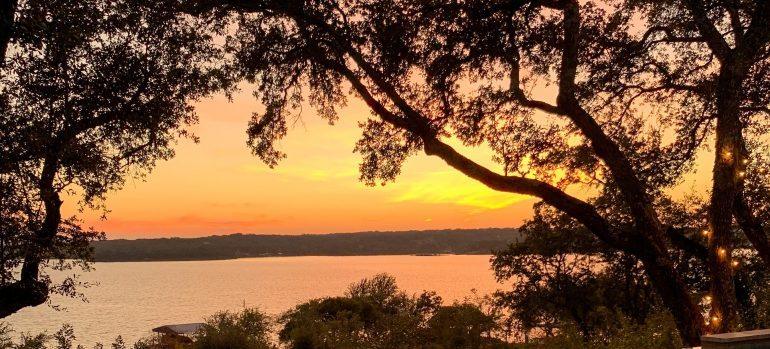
[6,255,500,345]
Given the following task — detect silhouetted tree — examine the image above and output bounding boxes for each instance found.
[186,0,770,344]
[491,202,716,342]
[0,0,228,317]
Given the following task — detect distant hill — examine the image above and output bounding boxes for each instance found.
[92,228,521,262]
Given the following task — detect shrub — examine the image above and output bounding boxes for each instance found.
[193,308,274,349]
[426,303,500,349]
[278,274,507,349]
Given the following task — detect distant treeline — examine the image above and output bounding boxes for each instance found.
[92,228,521,262]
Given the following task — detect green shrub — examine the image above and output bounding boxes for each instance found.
[278,274,437,349]
[426,303,500,349]
[193,308,274,349]
[278,274,507,349]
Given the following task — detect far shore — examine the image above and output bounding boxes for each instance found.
[91,228,520,262]
[93,252,489,263]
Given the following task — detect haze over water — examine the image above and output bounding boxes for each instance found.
[7,255,499,346]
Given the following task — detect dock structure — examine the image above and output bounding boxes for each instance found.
[151,323,204,348]
[699,329,770,349]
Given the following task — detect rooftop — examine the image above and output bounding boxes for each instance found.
[151,323,205,336]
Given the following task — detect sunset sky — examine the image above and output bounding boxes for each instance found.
[65,88,544,239]
[62,79,715,240]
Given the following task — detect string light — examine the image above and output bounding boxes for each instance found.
[702,230,710,237]
[718,248,727,258]
[738,171,746,178]
[703,295,712,303]
[741,158,749,165]
[731,260,740,268]
[722,149,733,163]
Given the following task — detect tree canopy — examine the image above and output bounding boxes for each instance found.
[0,0,228,317]
[1,0,768,345]
[184,0,770,345]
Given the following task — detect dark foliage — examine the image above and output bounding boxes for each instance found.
[182,0,770,343]
[278,274,505,349]
[492,203,770,343]
[0,0,229,317]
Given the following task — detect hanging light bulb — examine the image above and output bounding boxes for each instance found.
[722,149,734,163]
[718,248,727,258]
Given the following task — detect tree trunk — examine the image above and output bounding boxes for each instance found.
[734,190,770,268]
[0,155,61,318]
[0,279,47,318]
[707,59,747,332]
[633,238,705,346]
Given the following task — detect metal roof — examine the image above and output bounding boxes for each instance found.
[152,323,205,335]
[701,329,770,343]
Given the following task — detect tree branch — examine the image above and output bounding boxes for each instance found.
[738,0,770,59]
[554,1,668,246]
[421,137,623,249]
[666,227,708,262]
[734,189,770,266]
[639,26,705,45]
[0,279,47,318]
[329,56,625,250]
[507,44,562,115]
[684,0,732,60]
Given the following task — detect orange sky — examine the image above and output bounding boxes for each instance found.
[65,88,545,239]
[63,75,719,240]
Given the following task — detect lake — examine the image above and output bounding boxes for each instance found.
[5,255,501,345]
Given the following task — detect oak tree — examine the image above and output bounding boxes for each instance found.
[0,0,227,317]
[189,0,770,345]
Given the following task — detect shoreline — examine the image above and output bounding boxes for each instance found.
[93,252,492,263]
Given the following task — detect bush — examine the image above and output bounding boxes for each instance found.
[0,275,686,349]
[278,274,432,349]
[278,274,507,349]
[193,308,274,349]
[426,303,500,349]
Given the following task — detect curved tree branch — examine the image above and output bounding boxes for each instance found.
[737,0,770,59]
[329,56,624,250]
[684,0,733,60]
[734,189,770,266]
[666,226,708,262]
[554,1,669,249]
